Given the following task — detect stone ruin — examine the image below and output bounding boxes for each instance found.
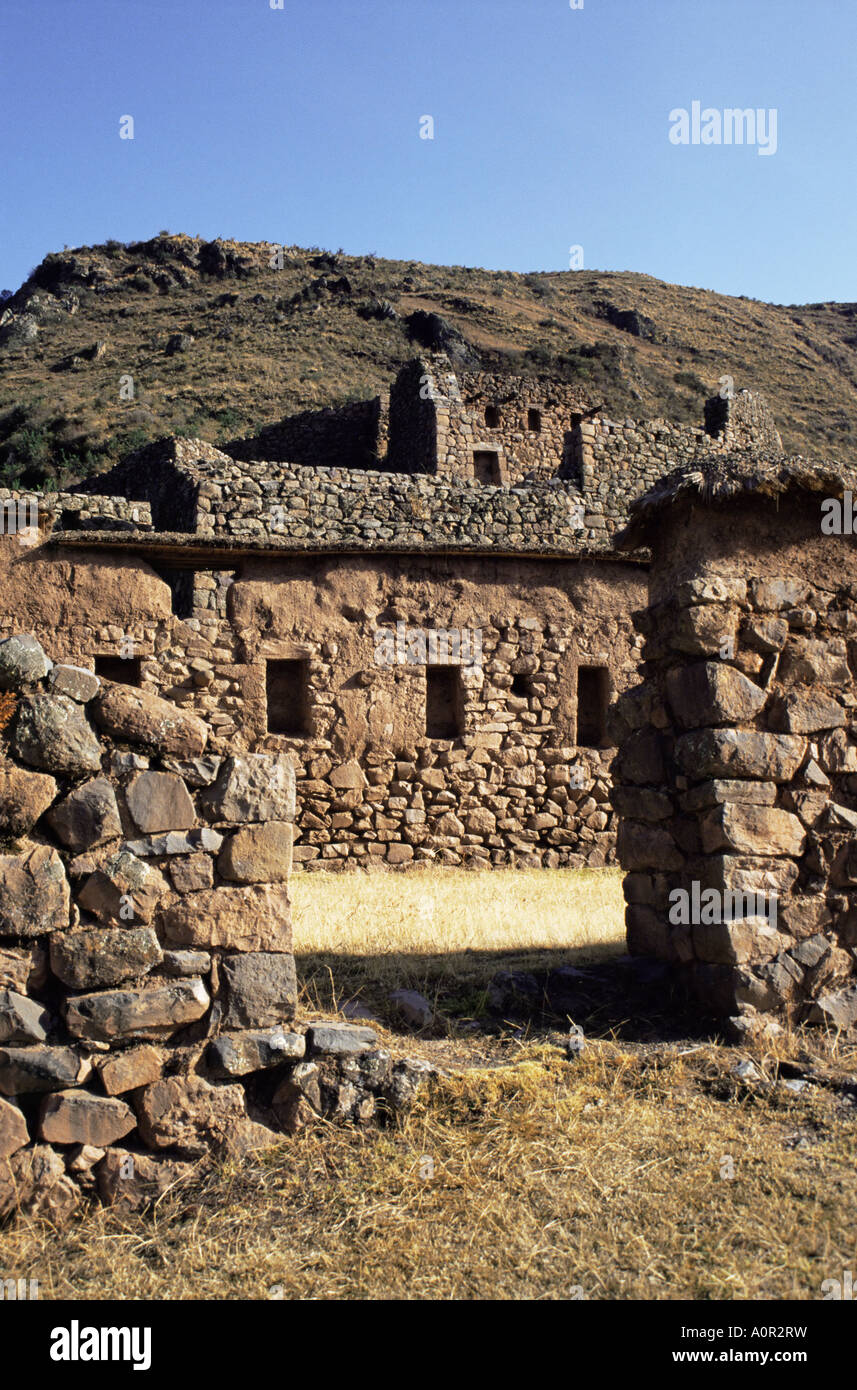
[0,361,780,877]
[613,457,857,1038]
[0,635,432,1218]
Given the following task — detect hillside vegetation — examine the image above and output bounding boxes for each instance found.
[2,233,857,489]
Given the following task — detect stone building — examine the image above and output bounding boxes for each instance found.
[613,455,857,1028]
[0,360,782,874]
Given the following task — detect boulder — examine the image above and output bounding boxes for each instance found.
[665,663,767,728]
[39,1091,136,1146]
[64,977,210,1042]
[0,845,71,936]
[306,1023,379,1056]
[0,988,50,1043]
[206,1027,305,1078]
[46,777,121,852]
[134,1074,279,1158]
[0,1045,91,1095]
[807,985,857,1030]
[95,1147,195,1209]
[328,761,367,791]
[0,1097,28,1157]
[200,754,295,825]
[121,828,222,858]
[77,850,168,925]
[217,822,293,883]
[160,949,210,977]
[616,821,683,871]
[49,926,162,989]
[0,1144,80,1221]
[700,804,805,857]
[125,771,195,834]
[168,855,214,893]
[220,953,297,1028]
[0,765,57,837]
[160,883,292,952]
[95,1044,163,1096]
[48,664,101,703]
[0,943,47,994]
[11,694,102,775]
[93,685,208,757]
[768,693,845,734]
[388,989,434,1029]
[674,729,806,782]
[0,634,51,689]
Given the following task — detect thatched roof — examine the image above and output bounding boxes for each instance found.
[617,449,857,548]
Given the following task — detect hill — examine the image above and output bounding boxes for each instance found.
[2,233,857,489]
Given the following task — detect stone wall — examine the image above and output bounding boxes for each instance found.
[0,541,646,871]
[613,488,857,1033]
[0,633,431,1217]
[228,395,388,470]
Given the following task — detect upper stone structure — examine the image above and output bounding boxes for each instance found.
[64,358,782,553]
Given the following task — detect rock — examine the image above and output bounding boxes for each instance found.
[665,662,767,728]
[616,820,683,870]
[122,828,222,857]
[46,777,122,852]
[160,755,222,787]
[388,989,434,1029]
[0,634,51,689]
[768,693,845,734]
[39,1091,136,1146]
[169,855,214,893]
[0,845,71,936]
[807,985,857,1030]
[95,1044,164,1096]
[0,1045,91,1095]
[778,638,851,686]
[77,850,168,925]
[742,617,788,654]
[0,1144,80,1221]
[680,780,777,812]
[11,694,102,775]
[220,953,298,1028]
[342,999,379,1023]
[328,760,367,790]
[749,579,809,611]
[95,1147,194,1208]
[692,917,785,965]
[50,926,162,989]
[0,765,57,837]
[206,1027,305,1077]
[0,1097,28,1156]
[674,729,806,782]
[306,1023,378,1056]
[700,804,805,857]
[818,728,857,774]
[67,1144,106,1174]
[64,977,210,1042]
[161,883,292,952]
[200,754,295,825]
[217,822,293,883]
[93,685,208,757]
[733,1059,762,1083]
[0,943,47,994]
[48,664,100,703]
[384,1057,435,1109]
[125,771,195,833]
[0,988,50,1043]
[161,949,210,977]
[134,1074,278,1158]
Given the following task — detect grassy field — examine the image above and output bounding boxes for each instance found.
[1,867,855,1301]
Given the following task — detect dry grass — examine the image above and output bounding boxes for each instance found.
[1,867,855,1301]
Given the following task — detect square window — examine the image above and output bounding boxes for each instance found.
[527,408,542,432]
[473,449,501,483]
[266,659,310,736]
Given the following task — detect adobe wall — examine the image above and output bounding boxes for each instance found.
[613,491,857,1032]
[0,535,647,871]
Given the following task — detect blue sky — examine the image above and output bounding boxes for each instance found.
[2,0,855,304]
